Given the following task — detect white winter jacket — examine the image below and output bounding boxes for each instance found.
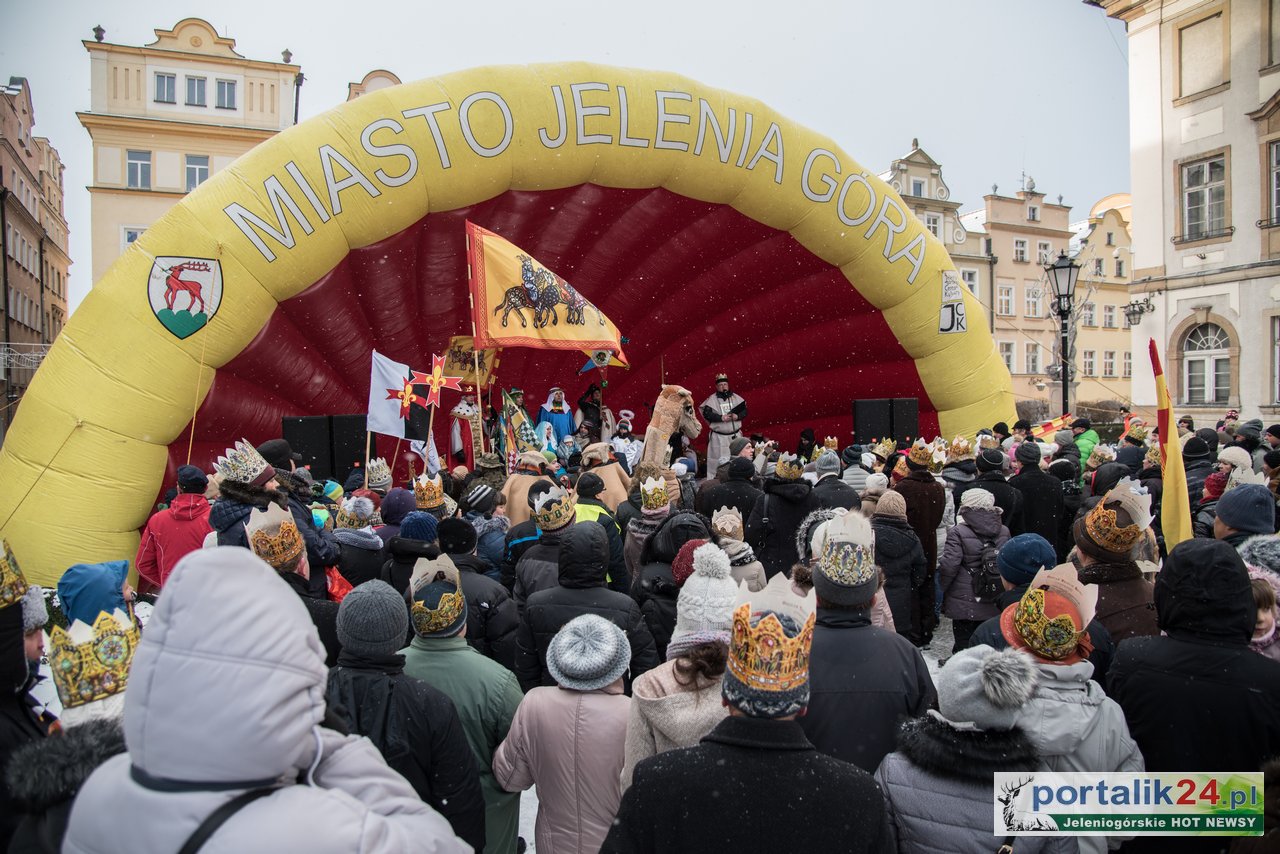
[1014,660,1145,854]
[63,547,468,854]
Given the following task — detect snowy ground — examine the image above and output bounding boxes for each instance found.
[516,617,962,851]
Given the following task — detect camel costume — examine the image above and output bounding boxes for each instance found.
[501,451,554,527]
[579,443,632,512]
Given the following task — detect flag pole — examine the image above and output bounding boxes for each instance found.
[362,431,371,488]
[391,435,403,483]
[465,229,486,455]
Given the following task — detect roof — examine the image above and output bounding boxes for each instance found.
[959,210,987,234]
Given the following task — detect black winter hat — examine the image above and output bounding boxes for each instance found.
[976,448,1006,472]
[1156,539,1253,643]
[1266,424,1280,441]
[993,422,1010,436]
[1183,437,1211,460]
[437,518,478,555]
[728,457,755,480]
[1070,417,1091,430]
[575,472,605,499]
[176,464,208,493]
[1015,441,1042,467]
[1195,428,1220,453]
[1013,419,1032,432]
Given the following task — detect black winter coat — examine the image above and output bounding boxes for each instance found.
[813,475,860,510]
[4,719,125,854]
[940,460,977,504]
[326,651,486,852]
[614,493,643,537]
[601,716,892,854]
[799,608,937,773]
[746,479,821,578]
[279,569,341,667]
[632,512,712,659]
[870,515,927,636]
[1193,498,1219,539]
[334,528,386,587]
[1007,467,1065,552]
[515,523,658,691]
[968,584,1116,686]
[1115,442,1146,476]
[702,474,763,527]
[501,518,540,591]
[894,470,946,573]
[512,527,570,613]
[955,472,1024,534]
[1184,458,1216,510]
[0,607,50,851]
[1108,539,1280,777]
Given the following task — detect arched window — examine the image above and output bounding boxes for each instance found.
[1182,323,1231,404]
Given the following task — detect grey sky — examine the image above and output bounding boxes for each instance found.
[2,0,1130,311]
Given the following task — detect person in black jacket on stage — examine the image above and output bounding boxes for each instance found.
[326,581,486,852]
[515,523,658,692]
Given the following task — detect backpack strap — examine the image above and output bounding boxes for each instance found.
[178,787,277,854]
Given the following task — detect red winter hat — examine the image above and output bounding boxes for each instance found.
[1203,472,1228,501]
[672,538,710,587]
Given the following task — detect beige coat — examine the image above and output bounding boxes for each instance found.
[720,539,766,592]
[579,444,632,512]
[493,683,629,854]
[500,471,554,528]
[622,659,728,789]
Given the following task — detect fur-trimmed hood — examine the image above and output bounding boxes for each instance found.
[1240,535,1280,578]
[1076,559,1143,585]
[208,480,288,533]
[895,714,1039,782]
[5,720,126,811]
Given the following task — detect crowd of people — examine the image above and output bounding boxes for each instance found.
[2,396,1280,853]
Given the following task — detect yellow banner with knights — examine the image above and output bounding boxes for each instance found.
[443,335,497,390]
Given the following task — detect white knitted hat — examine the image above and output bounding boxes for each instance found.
[960,488,996,510]
[666,543,737,660]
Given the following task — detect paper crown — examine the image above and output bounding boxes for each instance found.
[712,505,745,540]
[335,495,375,529]
[48,609,139,710]
[727,574,817,696]
[409,556,467,636]
[1125,425,1148,444]
[714,372,729,382]
[215,439,273,486]
[1012,588,1091,662]
[246,503,305,571]
[0,539,29,609]
[1144,443,1162,467]
[774,453,804,481]
[977,433,1002,450]
[823,436,840,452]
[1082,477,1152,555]
[870,438,897,460]
[640,477,669,510]
[414,473,445,510]
[815,511,877,589]
[1086,445,1116,468]
[946,434,974,462]
[533,484,576,530]
[366,457,392,487]
[907,437,934,467]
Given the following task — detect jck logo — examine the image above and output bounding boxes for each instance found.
[147,256,223,340]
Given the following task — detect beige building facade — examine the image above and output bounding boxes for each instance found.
[1101,0,1280,424]
[1070,196,1138,408]
[79,18,300,284]
[1,77,70,439]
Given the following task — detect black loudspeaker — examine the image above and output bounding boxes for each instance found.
[282,416,333,480]
[891,398,920,445]
[853,398,893,446]
[330,415,371,482]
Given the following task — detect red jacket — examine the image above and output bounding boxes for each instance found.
[135,493,212,589]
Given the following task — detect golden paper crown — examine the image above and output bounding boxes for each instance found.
[774,453,804,481]
[1125,425,1148,444]
[640,477,669,510]
[0,539,29,609]
[712,505,744,540]
[946,435,974,462]
[727,574,816,695]
[1084,478,1152,554]
[246,503,305,571]
[907,437,934,467]
[409,557,466,636]
[366,457,392,487]
[414,474,445,510]
[214,439,272,486]
[1013,588,1088,661]
[823,436,839,452]
[533,484,576,530]
[48,610,139,709]
[335,495,375,530]
[1144,443,1162,467]
[815,512,877,588]
[1086,445,1115,469]
[977,433,1001,450]
[871,438,897,460]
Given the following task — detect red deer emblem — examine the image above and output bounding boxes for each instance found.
[148,256,223,340]
[163,261,210,313]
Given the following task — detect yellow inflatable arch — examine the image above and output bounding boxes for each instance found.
[0,63,1014,584]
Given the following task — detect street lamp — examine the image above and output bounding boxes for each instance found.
[1123,295,1154,327]
[1045,251,1081,418]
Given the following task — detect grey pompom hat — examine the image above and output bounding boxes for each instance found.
[935,644,1038,731]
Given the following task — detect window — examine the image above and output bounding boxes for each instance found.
[1103,351,1117,377]
[911,178,925,197]
[1025,342,1041,375]
[1024,283,1042,318]
[1106,231,1115,246]
[1116,258,1126,278]
[186,76,206,106]
[1037,241,1052,264]
[1014,239,1028,262]
[997,284,1014,316]
[1103,305,1117,328]
[122,227,144,251]
[1083,350,1096,377]
[924,213,941,238]
[1182,155,1226,239]
[960,269,978,293]
[1177,9,1225,98]
[1082,302,1096,326]
[1271,141,1280,222]
[216,80,237,109]
[1123,351,1132,378]
[126,150,151,189]
[999,342,1015,373]
[154,73,175,103]
[1028,205,1039,222]
[1183,322,1231,404]
[1093,258,1105,275]
[185,155,209,191]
